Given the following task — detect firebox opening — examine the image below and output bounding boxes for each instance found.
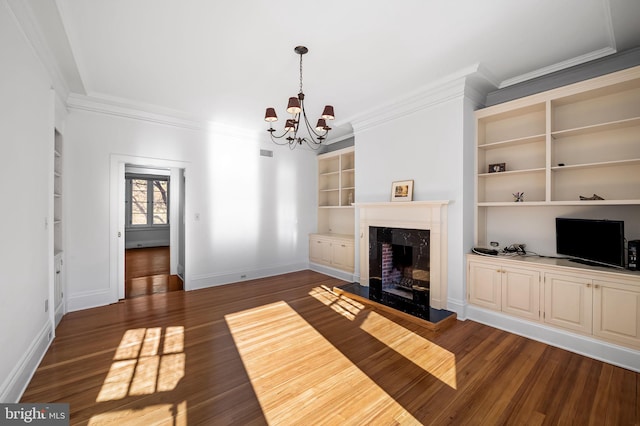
[369,227,431,316]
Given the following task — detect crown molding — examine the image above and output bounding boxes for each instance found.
[4,0,71,100]
[67,93,207,130]
[67,92,262,140]
[351,63,492,133]
[499,47,617,88]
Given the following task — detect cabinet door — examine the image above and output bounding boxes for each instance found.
[468,261,501,311]
[310,238,331,265]
[501,267,541,321]
[593,279,640,349]
[544,273,592,334]
[331,241,354,272]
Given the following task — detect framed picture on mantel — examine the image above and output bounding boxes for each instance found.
[391,180,413,202]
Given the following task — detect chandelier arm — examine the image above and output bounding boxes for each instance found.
[267,125,296,145]
[300,101,328,141]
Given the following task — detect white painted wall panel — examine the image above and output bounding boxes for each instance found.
[0,2,54,401]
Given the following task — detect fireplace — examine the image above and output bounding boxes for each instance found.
[369,227,431,314]
[334,201,455,327]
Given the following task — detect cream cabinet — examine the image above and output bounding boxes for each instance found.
[543,272,593,334]
[468,259,541,321]
[309,234,354,273]
[467,254,640,350]
[593,278,640,349]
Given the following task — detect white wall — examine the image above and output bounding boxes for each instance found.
[354,80,477,312]
[0,1,56,401]
[63,109,318,310]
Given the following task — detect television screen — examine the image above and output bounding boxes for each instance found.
[556,218,625,268]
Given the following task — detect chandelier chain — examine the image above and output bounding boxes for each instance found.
[299,53,304,94]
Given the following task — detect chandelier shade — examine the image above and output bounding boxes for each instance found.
[264,46,335,149]
[321,105,335,120]
[264,107,278,122]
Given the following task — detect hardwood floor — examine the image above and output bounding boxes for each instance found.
[125,247,183,298]
[22,271,639,425]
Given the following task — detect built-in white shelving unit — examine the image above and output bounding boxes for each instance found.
[311,147,356,273]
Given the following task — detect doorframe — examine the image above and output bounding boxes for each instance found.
[110,154,189,302]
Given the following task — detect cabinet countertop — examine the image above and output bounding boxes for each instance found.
[467,253,640,280]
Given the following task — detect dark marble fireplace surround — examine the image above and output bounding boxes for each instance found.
[339,225,454,323]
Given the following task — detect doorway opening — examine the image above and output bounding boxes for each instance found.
[124,166,183,298]
[110,155,187,302]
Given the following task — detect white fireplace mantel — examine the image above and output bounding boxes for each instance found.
[356,201,450,310]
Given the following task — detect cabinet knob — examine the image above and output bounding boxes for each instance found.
[595,284,600,289]
[586,283,591,288]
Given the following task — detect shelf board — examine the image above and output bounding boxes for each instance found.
[477,201,547,207]
[478,133,545,150]
[341,168,355,173]
[319,188,339,192]
[548,199,640,206]
[552,116,640,139]
[551,158,640,171]
[478,167,545,178]
[318,205,354,209]
[478,200,640,207]
[319,171,339,177]
[341,186,355,190]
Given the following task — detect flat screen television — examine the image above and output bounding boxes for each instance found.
[556,218,625,268]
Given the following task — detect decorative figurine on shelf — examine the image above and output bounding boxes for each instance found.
[513,192,524,202]
[579,193,605,201]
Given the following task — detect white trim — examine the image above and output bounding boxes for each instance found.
[467,304,640,373]
[309,263,355,283]
[68,93,205,130]
[189,262,309,291]
[66,288,113,312]
[498,47,617,88]
[110,155,189,302]
[0,322,52,402]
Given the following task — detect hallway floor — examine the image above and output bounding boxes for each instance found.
[125,246,183,298]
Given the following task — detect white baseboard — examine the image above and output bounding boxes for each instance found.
[308,263,355,283]
[446,297,467,318]
[0,321,52,402]
[66,288,114,312]
[188,262,309,291]
[466,305,640,373]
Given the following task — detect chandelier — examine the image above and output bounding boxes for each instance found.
[264,46,335,149]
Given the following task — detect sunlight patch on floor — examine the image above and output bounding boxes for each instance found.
[97,326,185,402]
[308,285,365,321]
[88,401,187,426]
[225,301,421,424]
[359,310,457,389]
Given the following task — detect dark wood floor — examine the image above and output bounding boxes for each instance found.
[125,247,183,298]
[22,270,639,425]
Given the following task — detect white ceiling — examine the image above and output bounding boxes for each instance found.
[23,0,640,141]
